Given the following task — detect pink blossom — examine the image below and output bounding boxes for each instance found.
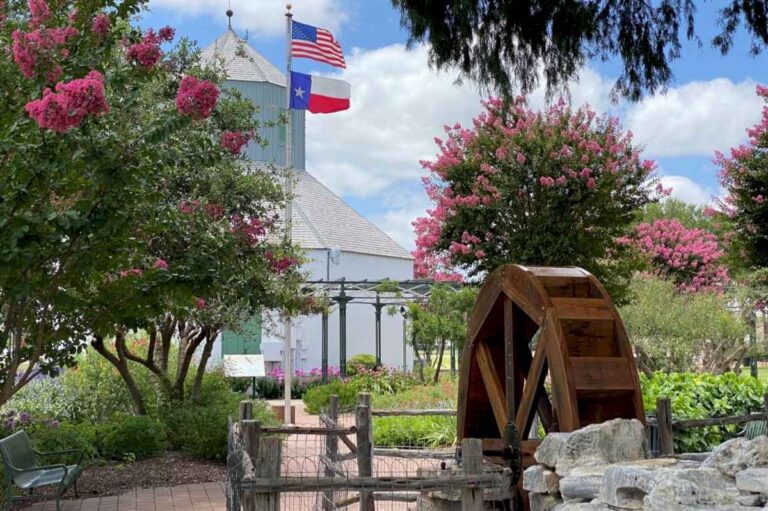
[91,13,110,37]
[153,258,169,270]
[13,27,79,81]
[195,297,206,310]
[126,41,162,70]
[28,0,50,27]
[495,146,507,160]
[25,71,109,132]
[516,152,526,164]
[220,130,251,154]
[753,195,765,204]
[158,26,175,42]
[586,178,596,189]
[539,176,555,187]
[67,9,78,23]
[175,76,219,120]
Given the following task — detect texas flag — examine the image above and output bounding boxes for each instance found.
[289,71,351,114]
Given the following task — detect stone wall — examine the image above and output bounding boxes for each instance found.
[523,418,768,510]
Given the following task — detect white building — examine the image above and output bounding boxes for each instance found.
[202,25,415,373]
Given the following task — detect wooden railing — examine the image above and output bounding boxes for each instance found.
[653,394,768,456]
[229,396,509,511]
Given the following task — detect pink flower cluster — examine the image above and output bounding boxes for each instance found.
[195,297,206,310]
[91,13,110,37]
[625,219,729,293]
[25,71,109,132]
[231,215,266,245]
[126,26,174,70]
[220,130,253,155]
[13,26,79,81]
[153,258,169,270]
[28,0,50,27]
[175,76,219,120]
[265,251,298,273]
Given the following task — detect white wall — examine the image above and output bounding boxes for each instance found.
[213,249,416,373]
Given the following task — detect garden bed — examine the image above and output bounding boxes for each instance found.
[14,451,224,507]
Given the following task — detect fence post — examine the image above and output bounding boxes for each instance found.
[356,393,375,511]
[323,395,339,511]
[461,438,483,511]
[252,436,281,511]
[656,397,674,456]
[239,400,253,421]
[242,420,262,465]
[762,394,768,418]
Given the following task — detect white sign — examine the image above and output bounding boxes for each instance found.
[222,354,266,378]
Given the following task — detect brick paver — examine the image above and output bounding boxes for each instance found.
[21,482,226,511]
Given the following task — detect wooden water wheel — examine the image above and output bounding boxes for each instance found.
[457,265,645,507]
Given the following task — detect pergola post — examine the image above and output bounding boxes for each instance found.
[335,282,351,378]
[321,309,329,383]
[373,294,383,366]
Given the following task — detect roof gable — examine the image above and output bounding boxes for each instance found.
[291,171,413,260]
[201,30,285,86]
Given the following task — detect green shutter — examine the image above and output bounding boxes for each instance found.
[221,317,262,355]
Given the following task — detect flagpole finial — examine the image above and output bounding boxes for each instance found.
[286,4,292,13]
[226,8,233,28]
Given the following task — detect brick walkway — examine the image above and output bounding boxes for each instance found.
[22,482,226,510]
[21,401,311,511]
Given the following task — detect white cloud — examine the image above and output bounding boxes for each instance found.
[658,175,716,206]
[625,78,763,158]
[305,44,613,198]
[368,191,431,251]
[147,0,347,37]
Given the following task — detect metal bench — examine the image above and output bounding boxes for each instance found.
[0,430,83,511]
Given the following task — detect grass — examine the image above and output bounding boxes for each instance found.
[758,366,768,382]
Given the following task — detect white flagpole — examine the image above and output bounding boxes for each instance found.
[282,3,294,425]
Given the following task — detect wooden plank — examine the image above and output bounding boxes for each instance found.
[515,339,548,439]
[323,395,339,511]
[543,310,580,431]
[251,436,281,511]
[570,357,635,391]
[373,448,455,459]
[242,472,512,492]
[461,438,483,511]
[522,266,588,278]
[560,318,617,357]
[372,409,456,416]
[504,297,516,426]
[476,340,508,436]
[656,398,674,456]
[551,298,613,320]
[521,439,541,469]
[673,413,768,429]
[260,426,356,435]
[356,393,375,511]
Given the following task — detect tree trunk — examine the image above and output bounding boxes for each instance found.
[91,335,148,415]
[433,338,446,383]
[191,327,218,403]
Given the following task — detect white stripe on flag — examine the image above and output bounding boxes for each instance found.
[293,41,343,58]
[293,48,345,65]
[311,75,351,99]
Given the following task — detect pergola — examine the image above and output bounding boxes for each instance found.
[302,278,454,380]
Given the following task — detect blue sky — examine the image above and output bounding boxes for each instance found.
[141,0,768,250]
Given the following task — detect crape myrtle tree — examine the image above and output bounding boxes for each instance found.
[391,0,768,101]
[404,284,476,382]
[0,0,304,409]
[716,85,768,270]
[413,97,660,303]
[81,38,307,413]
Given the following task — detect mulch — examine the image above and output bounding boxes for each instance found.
[15,451,225,507]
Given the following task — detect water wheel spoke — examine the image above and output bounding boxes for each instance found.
[515,331,548,438]
[476,340,508,436]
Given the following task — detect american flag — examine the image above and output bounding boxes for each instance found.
[291,20,346,69]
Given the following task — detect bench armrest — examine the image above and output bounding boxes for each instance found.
[34,449,84,465]
[9,463,69,476]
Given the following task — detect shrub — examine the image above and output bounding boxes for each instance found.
[164,400,277,461]
[346,354,377,376]
[641,372,768,452]
[302,379,361,414]
[252,376,283,399]
[27,423,98,464]
[373,416,456,448]
[100,415,165,460]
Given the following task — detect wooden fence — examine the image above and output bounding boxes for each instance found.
[228,394,510,511]
[653,394,768,456]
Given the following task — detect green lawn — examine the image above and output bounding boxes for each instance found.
[758,366,768,382]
